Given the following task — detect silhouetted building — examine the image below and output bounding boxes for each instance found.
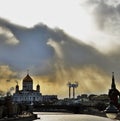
[43,95,58,103]
[13,73,42,104]
[12,73,58,104]
[108,72,120,108]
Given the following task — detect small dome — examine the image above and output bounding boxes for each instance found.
[16,84,19,88]
[23,74,33,82]
[37,84,40,87]
[36,84,40,92]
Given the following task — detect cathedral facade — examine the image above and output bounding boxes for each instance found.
[12,74,43,104]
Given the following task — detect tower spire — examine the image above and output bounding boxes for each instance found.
[111,72,116,89]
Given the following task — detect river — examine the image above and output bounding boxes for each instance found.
[33,112,113,121]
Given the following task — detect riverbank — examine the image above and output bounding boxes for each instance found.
[0,114,37,121]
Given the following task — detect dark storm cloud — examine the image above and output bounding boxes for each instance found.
[85,0,120,33]
[0,17,107,73]
[0,17,116,73]
[0,17,120,89]
[0,18,19,45]
[1,17,120,95]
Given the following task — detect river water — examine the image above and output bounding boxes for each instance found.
[33,112,113,121]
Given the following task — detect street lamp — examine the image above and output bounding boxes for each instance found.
[105,103,119,119]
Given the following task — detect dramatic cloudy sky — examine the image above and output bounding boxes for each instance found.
[1,0,120,98]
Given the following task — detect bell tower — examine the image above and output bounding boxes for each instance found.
[108,72,120,107]
[16,84,19,93]
[36,84,40,92]
[111,72,116,89]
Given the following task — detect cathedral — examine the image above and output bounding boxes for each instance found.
[13,73,50,104]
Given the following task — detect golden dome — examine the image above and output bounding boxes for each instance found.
[23,74,33,82]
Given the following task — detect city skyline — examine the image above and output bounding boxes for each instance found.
[0,0,120,98]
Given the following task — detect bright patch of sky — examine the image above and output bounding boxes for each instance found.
[0,1,94,43]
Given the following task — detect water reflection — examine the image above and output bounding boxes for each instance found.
[33,112,112,121]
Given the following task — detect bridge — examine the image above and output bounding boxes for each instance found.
[33,104,91,114]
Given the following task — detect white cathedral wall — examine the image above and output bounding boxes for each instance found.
[13,92,43,103]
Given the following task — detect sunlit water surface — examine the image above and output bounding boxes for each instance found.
[33,112,113,121]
